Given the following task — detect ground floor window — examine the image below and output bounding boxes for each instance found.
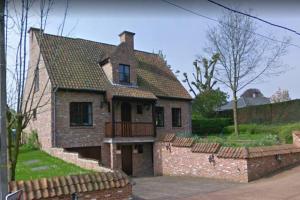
[70,102,93,126]
[172,108,181,127]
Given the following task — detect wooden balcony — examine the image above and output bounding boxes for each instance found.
[105,122,154,137]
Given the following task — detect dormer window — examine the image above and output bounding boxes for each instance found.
[119,64,130,84]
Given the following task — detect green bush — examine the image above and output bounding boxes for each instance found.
[23,131,40,150]
[192,117,233,135]
[223,122,300,144]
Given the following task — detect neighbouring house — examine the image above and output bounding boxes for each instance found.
[24,28,192,177]
[217,88,270,111]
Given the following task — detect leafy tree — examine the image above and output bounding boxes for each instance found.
[193,89,228,118]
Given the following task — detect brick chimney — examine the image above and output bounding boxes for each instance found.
[119,31,135,50]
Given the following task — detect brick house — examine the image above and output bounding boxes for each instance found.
[24,28,192,176]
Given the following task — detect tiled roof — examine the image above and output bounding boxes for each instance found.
[191,143,221,153]
[34,29,191,100]
[111,85,157,100]
[172,137,194,147]
[217,144,300,159]
[9,172,129,200]
[217,147,249,159]
[158,133,176,142]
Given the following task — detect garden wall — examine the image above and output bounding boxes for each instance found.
[44,148,111,172]
[9,172,132,200]
[154,132,300,182]
[218,99,300,124]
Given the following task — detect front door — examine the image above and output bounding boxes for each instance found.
[121,145,133,175]
[121,102,132,136]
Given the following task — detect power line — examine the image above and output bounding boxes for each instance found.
[208,0,300,36]
[160,0,300,49]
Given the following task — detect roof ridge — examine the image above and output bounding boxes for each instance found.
[38,31,160,57]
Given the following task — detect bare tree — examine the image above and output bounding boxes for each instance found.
[5,0,68,181]
[270,88,291,103]
[182,53,220,96]
[206,10,289,135]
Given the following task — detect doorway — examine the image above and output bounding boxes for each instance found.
[121,145,133,175]
[121,102,132,136]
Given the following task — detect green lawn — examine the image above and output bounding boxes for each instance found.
[16,147,91,181]
[192,122,300,147]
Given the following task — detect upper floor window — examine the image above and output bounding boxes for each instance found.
[70,102,93,126]
[34,67,39,93]
[155,107,164,127]
[119,64,130,84]
[172,108,181,127]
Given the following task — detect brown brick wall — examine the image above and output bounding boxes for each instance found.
[156,99,192,137]
[154,139,300,182]
[247,153,300,181]
[114,100,152,123]
[55,91,110,148]
[111,42,137,85]
[24,30,53,149]
[132,143,153,176]
[153,142,248,182]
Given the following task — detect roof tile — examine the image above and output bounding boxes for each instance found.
[9,171,130,200]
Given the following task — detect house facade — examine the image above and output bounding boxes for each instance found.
[24,28,192,176]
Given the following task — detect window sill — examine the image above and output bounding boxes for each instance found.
[172,126,182,129]
[70,125,95,129]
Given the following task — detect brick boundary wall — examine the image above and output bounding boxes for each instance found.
[9,172,132,200]
[44,185,132,200]
[154,131,300,182]
[44,148,112,172]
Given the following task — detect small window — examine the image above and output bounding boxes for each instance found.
[70,102,93,126]
[33,108,37,120]
[34,67,39,93]
[137,104,143,114]
[155,107,164,127]
[119,64,130,84]
[134,144,143,154]
[172,108,181,127]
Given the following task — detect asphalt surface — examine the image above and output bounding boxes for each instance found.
[133,165,300,200]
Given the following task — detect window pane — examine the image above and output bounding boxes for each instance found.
[70,102,93,126]
[172,108,181,127]
[119,64,130,83]
[156,107,164,127]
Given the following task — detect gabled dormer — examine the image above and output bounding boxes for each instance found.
[101,31,138,86]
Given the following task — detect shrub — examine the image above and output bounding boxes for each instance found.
[23,130,40,150]
[192,117,233,135]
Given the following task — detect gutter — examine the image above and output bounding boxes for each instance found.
[52,86,58,147]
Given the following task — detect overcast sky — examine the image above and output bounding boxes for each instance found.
[8,0,300,99]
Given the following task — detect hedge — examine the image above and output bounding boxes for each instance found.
[217,99,300,124]
[192,117,233,135]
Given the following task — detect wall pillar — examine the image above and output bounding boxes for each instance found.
[110,143,118,169]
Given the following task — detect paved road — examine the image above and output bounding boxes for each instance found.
[133,165,300,200]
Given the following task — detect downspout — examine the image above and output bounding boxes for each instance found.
[52,86,58,147]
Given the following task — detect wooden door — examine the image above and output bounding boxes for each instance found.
[121,145,133,175]
[121,102,132,136]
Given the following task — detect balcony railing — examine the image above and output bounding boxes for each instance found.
[105,122,154,137]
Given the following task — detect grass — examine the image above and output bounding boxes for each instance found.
[16,147,91,181]
[192,122,300,147]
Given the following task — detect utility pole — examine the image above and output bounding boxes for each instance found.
[0,0,8,198]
